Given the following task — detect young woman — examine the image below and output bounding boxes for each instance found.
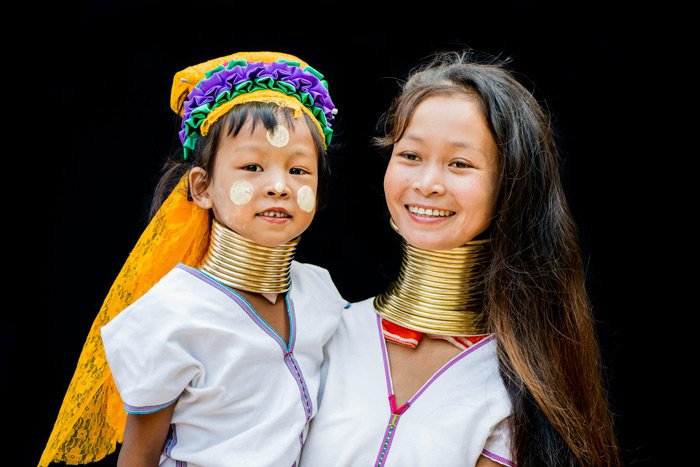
[300,51,621,466]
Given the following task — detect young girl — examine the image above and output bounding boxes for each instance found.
[300,51,621,466]
[39,51,347,466]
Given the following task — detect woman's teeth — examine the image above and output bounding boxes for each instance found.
[408,206,454,217]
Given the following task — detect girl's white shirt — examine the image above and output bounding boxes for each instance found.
[102,261,347,467]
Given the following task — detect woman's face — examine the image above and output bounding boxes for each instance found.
[383,94,499,250]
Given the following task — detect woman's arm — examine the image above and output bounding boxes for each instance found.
[476,454,505,466]
[117,404,176,467]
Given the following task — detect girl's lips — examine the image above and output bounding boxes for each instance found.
[257,208,291,223]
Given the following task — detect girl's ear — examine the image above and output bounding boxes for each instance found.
[189,167,213,209]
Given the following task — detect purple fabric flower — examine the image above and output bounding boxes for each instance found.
[183,61,334,132]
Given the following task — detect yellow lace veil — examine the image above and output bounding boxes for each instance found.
[39,51,332,465]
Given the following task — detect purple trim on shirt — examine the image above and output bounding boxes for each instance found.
[375,313,393,397]
[375,311,496,408]
[285,351,314,422]
[373,311,499,465]
[162,425,187,466]
[409,335,495,405]
[178,264,295,352]
[286,293,297,351]
[163,424,177,456]
[374,413,401,467]
[124,396,177,414]
[178,265,313,425]
[482,449,516,466]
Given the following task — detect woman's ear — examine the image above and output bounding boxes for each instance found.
[189,167,213,209]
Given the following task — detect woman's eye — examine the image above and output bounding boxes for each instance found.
[290,167,309,175]
[400,152,420,162]
[450,160,471,169]
[243,164,263,172]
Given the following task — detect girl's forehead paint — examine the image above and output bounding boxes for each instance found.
[266,125,290,148]
[297,185,315,213]
[229,180,254,205]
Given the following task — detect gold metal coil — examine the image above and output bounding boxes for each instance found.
[198,218,299,294]
[374,218,491,336]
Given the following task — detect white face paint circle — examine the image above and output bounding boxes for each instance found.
[229,180,254,205]
[266,125,290,148]
[274,182,285,193]
[297,185,316,213]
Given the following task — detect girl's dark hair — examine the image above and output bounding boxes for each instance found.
[150,101,330,219]
[375,50,621,467]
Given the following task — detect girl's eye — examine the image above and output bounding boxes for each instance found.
[243,164,263,172]
[290,167,309,175]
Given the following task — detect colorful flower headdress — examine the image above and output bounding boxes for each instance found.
[38,51,335,466]
[170,51,337,159]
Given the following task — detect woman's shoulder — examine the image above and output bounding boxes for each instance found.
[344,296,377,311]
[336,296,381,330]
[290,260,348,304]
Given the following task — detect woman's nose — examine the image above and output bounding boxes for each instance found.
[411,166,446,196]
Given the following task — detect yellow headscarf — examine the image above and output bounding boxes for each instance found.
[39,51,334,465]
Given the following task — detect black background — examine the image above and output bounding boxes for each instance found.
[9,1,688,466]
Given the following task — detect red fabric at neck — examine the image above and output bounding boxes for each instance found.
[381,318,487,350]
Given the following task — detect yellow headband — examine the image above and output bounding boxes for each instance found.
[171,51,336,158]
[199,89,323,141]
[170,51,309,115]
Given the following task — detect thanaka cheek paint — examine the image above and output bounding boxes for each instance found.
[229,180,254,205]
[266,125,289,148]
[297,185,315,212]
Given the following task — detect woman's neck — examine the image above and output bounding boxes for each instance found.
[374,222,492,336]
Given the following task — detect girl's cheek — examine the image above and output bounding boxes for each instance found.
[297,185,315,212]
[229,180,254,205]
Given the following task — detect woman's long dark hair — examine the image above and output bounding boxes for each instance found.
[375,50,621,467]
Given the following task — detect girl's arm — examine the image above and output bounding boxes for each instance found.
[117,404,176,467]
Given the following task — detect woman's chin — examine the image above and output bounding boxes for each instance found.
[399,232,464,251]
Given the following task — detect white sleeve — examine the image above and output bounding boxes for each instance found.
[482,416,515,466]
[101,288,203,413]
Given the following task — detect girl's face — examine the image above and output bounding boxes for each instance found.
[190,116,319,247]
[384,94,499,250]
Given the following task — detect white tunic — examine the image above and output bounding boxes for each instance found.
[101,261,348,467]
[299,298,515,467]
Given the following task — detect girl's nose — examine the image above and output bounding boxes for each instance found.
[267,179,289,198]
